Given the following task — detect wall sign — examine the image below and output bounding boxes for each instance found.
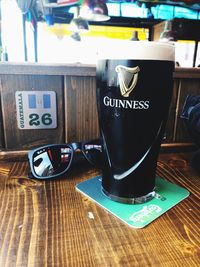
[15,91,57,129]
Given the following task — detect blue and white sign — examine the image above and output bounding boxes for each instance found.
[15,91,57,129]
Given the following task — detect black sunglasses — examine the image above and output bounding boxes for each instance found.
[28,140,102,180]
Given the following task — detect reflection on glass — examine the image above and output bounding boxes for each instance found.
[33,146,72,178]
[84,142,103,167]
[34,151,54,177]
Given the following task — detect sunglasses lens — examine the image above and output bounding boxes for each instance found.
[83,140,103,167]
[32,145,73,178]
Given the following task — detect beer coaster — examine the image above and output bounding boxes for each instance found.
[76,176,190,228]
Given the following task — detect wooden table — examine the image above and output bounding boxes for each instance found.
[0,152,199,267]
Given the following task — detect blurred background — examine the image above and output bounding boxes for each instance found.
[0,0,200,66]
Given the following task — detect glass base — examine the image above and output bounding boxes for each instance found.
[102,187,156,204]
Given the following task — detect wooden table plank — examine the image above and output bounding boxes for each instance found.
[0,153,199,267]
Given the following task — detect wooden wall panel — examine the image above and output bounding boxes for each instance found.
[174,78,200,142]
[0,74,64,149]
[0,64,199,151]
[65,76,99,143]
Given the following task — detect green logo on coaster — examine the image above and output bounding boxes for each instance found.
[129,204,162,223]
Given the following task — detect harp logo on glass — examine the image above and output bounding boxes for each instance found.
[115,65,140,97]
[103,65,150,110]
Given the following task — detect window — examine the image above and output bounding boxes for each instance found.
[175,41,196,67]
[175,6,198,19]
[121,3,148,18]
[195,42,200,67]
[26,21,35,62]
[151,5,174,20]
[1,0,24,61]
[107,3,120,17]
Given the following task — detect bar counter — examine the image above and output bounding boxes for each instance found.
[0,63,200,150]
[0,151,199,266]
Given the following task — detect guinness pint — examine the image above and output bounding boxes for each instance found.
[96,41,175,204]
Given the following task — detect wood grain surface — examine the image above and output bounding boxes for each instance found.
[0,152,199,267]
[64,75,99,142]
[0,62,96,76]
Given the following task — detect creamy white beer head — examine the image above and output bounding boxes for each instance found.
[97,40,175,62]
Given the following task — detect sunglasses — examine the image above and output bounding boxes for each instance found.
[28,140,103,180]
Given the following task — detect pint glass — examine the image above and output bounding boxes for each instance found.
[96,41,175,204]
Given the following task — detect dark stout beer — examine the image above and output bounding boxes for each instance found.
[96,42,175,203]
